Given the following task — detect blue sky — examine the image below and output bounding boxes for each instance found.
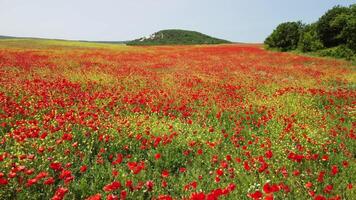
[0,0,354,43]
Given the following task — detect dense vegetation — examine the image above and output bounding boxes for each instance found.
[127,29,231,46]
[265,4,356,61]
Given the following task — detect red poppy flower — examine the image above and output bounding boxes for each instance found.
[331,165,338,175]
[248,191,263,199]
[324,185,333,193]
[146,180,154,191]
[103,181,121,192]
[190,192,206,200]
[44,177,55,185]
[86,193,101,200]
[265,150,273,159]
[52,187,68,200]
[155,153,161,160]
[106,194,118,200]
[0,177,8,185]
[162,170,170,178]
[80,165,87,173]
[50,162,63,171]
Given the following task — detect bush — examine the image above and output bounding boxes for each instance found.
[318,45,355,60]
[264,21,303,51]
[298,24,323,52]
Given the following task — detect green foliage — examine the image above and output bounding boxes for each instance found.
[342,4,356,52]
[266,4,356,60]
[316,6,351,48]
[318,45,355,61]
[264,21,303,51]
[127,29,231,46]
[298,23,324,52]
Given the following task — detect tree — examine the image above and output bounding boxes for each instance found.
[342,4,356,52]
[264,21,303,51]
[298,23,323,52]
[316,6,350,48]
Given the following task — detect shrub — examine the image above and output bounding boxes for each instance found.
[318,45,355,60]
[264,21,303,51]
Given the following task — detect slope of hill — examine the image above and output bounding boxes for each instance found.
[0,35,15,39]
[0,35,126,44]
[127,29,231,45]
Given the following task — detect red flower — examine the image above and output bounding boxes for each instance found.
[263,182,279,194]
[314,195,326,200]
[324,184,333,193]
[321,155,328,161]
[86,193,101,200]
[106,194,118,200]
[62,133,73,141]
[317,171,325,182]
[126,180,133,189]
[26,178,38,187]
[190,192,206,200]
[265,195,274,200]
[265,150,273,159]
[348,183,353,190]
[215,176,221,183]
[112,154,123,165]
[293,170,300,176]
[59,169,72,180]
[52,187,68,200]
[331,165,338,175]
[162,170,170,178]
[305,182,313,189]
[342,160,349,168]
[0,177,8,185]
[162,180,168,188]
[227,183,236,191]
[157,195,172,200]
[50,162,63,171]
[248,191,263,199]
[36,171,48,179]
[80,165,87,173]
[44,177,55,185]
[216,168,224,176]
[146,180,154,191]
[243,161,251,171]
[155,153,161,160]
[127,161,145,174]
[103,181,121,192]
[197,149,203,155]
[120,190,127,199]
[179,167,186,173]
[258,161,268,173]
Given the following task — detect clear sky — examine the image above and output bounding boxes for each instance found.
[0,0,354,43]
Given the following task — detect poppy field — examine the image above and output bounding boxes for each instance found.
[0,40,355,200]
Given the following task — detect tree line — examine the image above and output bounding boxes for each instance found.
[265,4,356,61]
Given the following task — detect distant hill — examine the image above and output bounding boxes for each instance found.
[0,35,16,39]
[0,35,126,44]
[127,29,231,46]
[0,30,231,46]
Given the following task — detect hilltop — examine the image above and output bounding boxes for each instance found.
[0,30,231,46]
[126,29,231,46]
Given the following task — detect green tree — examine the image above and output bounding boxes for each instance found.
[342,4,356,52]
[264,21,303,51]
[298,23,323,52]
[316,6,350,48]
